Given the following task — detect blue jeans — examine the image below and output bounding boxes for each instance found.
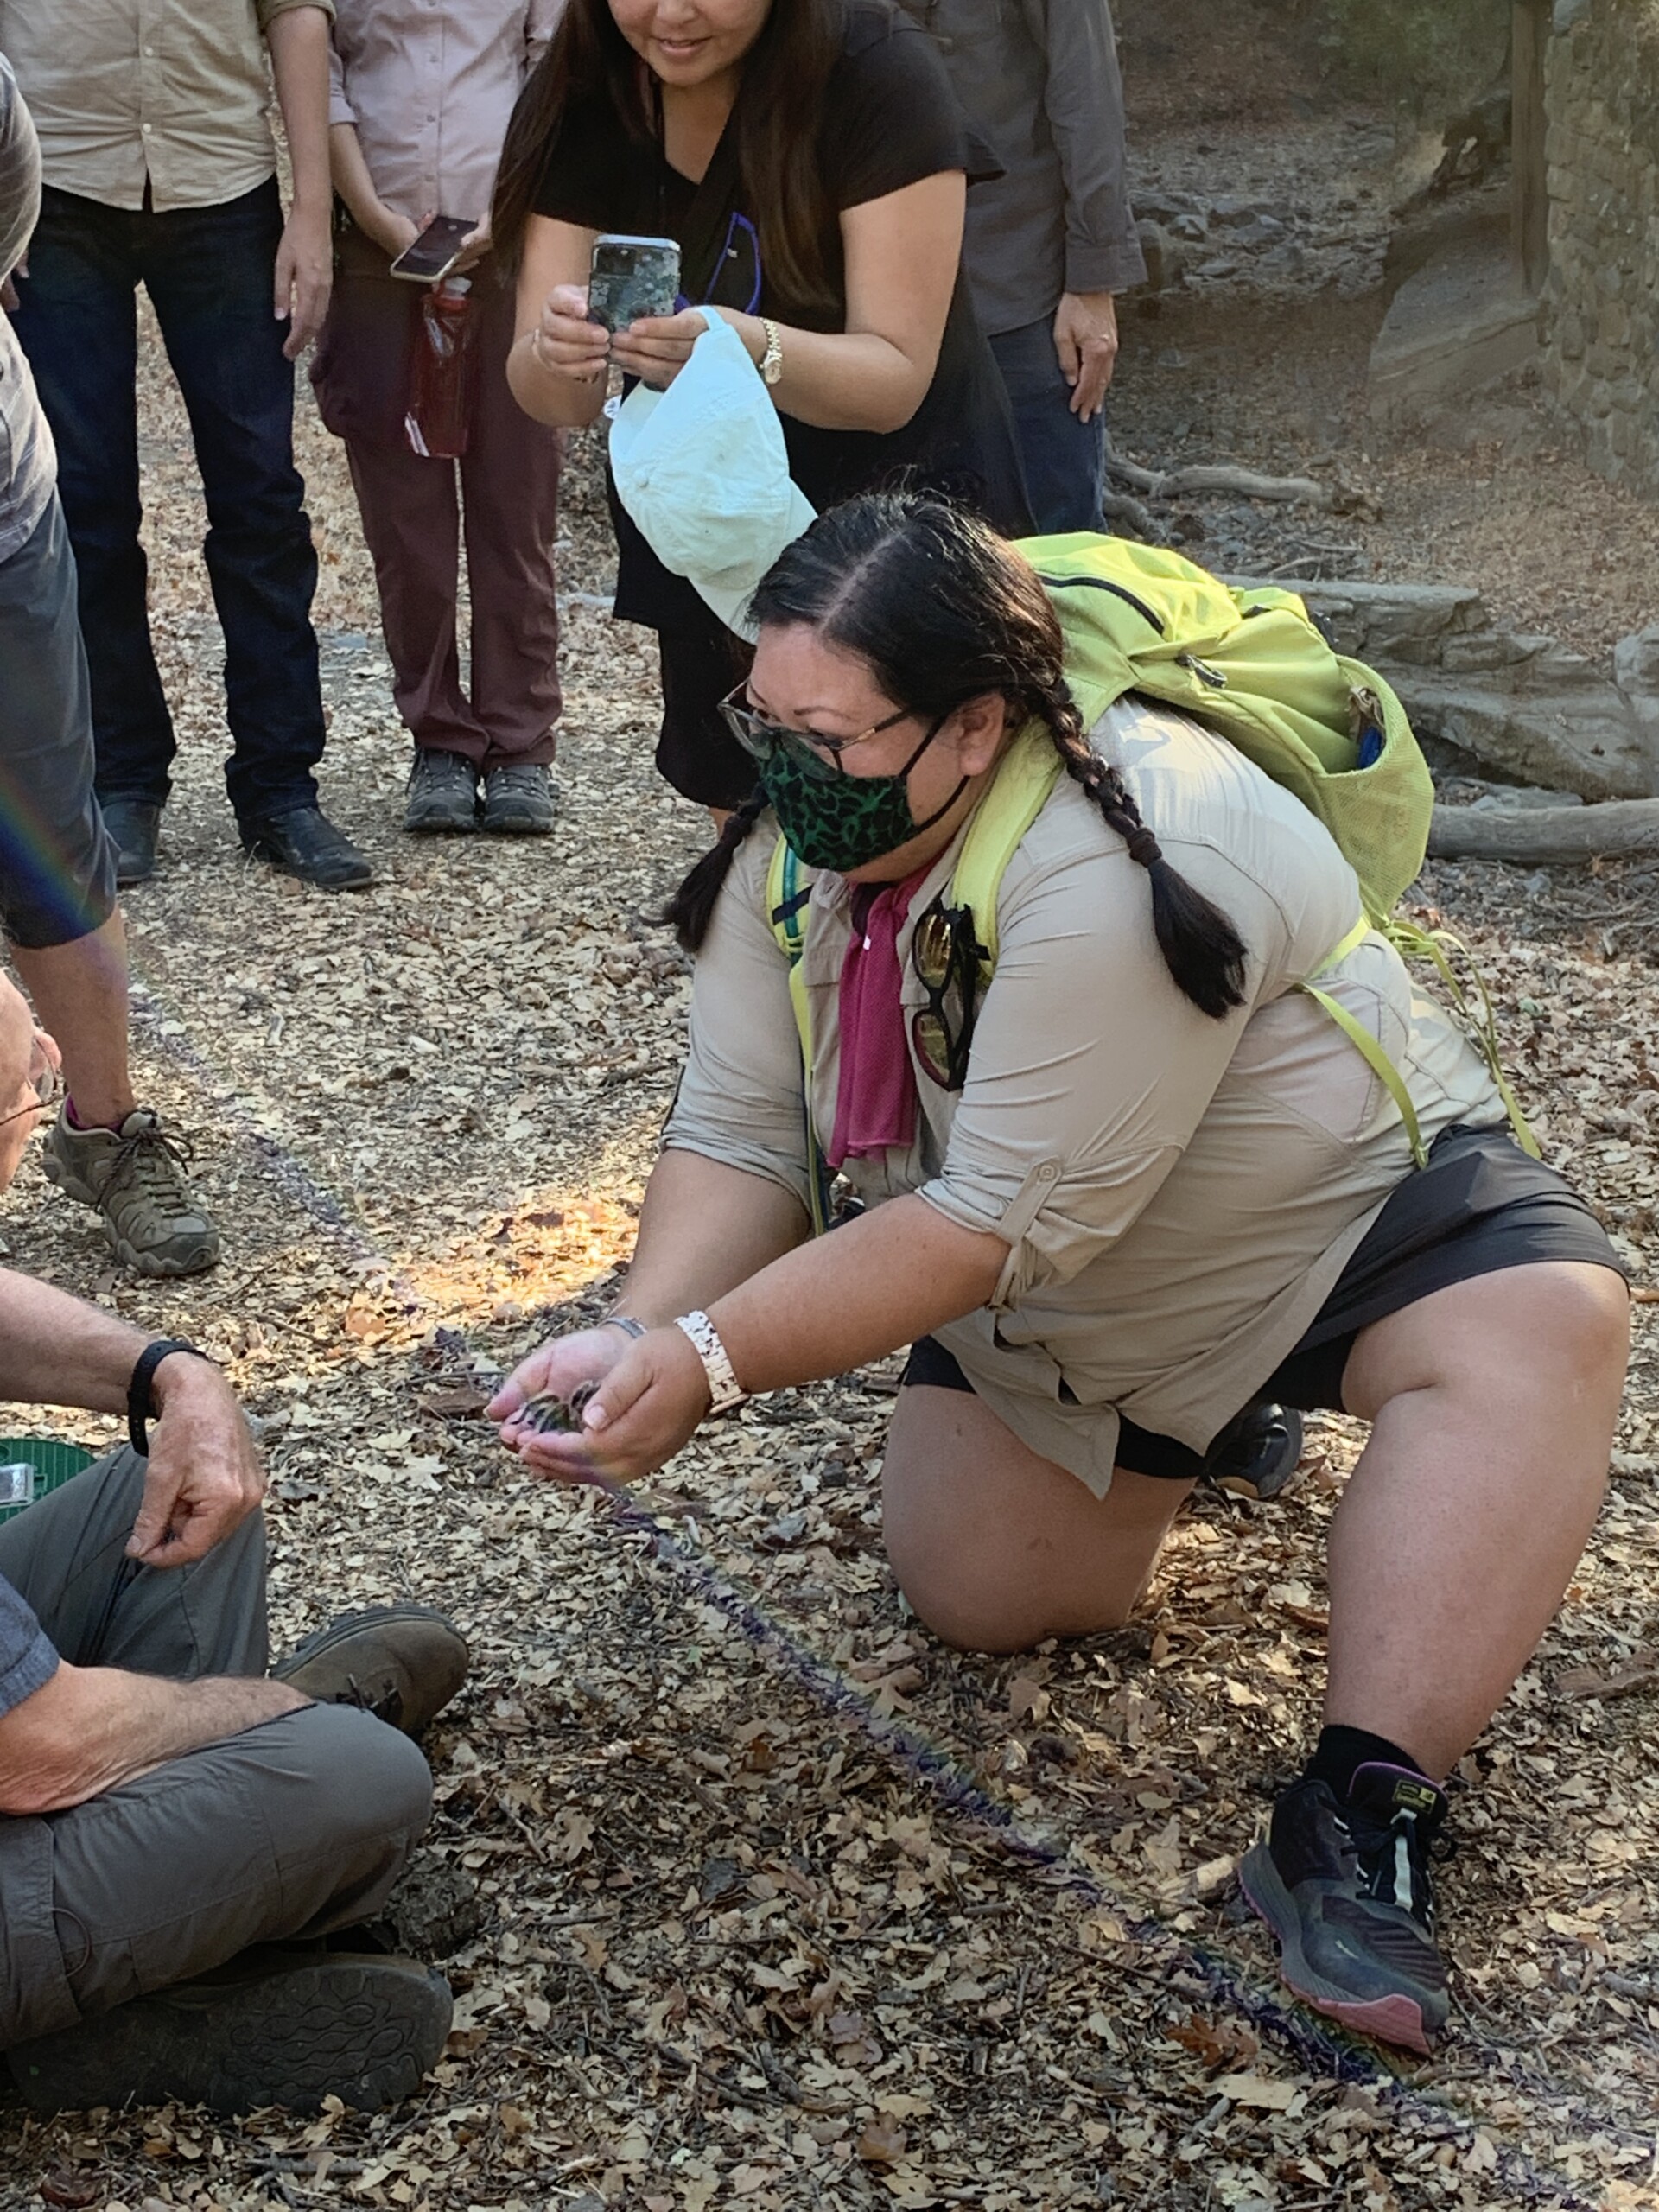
[11,181,325,825]
[0,498,118,949]
[988,315,1107,537]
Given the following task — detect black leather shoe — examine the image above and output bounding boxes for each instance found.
[243,804,373,891]
[99,797,162,887]
[1203,1402,1305,1502]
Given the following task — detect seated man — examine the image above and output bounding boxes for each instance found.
[0,972,467,2113]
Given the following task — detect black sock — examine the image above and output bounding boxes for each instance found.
[1304,1724,1427,1801]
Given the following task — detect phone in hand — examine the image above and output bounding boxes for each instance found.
[588,233,682,333]
[390,213,479,283]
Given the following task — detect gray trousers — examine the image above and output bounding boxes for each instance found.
[0,1450,434,2048]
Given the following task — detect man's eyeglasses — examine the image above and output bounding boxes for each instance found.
[0,1038,64,1130]
[718,685,913,785]
[911,898,987,1090]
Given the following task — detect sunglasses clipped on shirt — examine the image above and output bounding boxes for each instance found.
[910,896,988,1091]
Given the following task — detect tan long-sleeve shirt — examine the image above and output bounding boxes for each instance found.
[0,0,331,213]
[665,698,1503,1494]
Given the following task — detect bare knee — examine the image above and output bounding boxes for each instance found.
[887,1524,1136,1656]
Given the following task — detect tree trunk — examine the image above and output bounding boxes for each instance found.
[1429,799,1659,861]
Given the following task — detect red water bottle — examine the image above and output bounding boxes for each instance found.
[405,276,475,460]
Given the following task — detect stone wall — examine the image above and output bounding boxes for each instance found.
[1542,0,1659,496]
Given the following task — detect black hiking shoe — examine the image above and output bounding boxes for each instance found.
[404,749,480,834]
[271,1604,469,1738]
[1239,1762,1451,2054]
[4,1947,452,2115]
[1204,1402,1304,1502]
[242,805,373,890]
[481,761,558,835]
[99,797,163,887]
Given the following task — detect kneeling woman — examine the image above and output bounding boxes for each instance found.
[491,496,1629,2053]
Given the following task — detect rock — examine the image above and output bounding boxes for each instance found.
[1135,219,1184,296]
[374,1853,488,1959]
[1615,624,1659,779]
[1255,577,1656,801]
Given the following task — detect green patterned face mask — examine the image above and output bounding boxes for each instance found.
[758,716,962,873]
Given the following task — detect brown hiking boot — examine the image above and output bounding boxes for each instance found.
[41,1107,219,1277]
[272,1605,469,1738]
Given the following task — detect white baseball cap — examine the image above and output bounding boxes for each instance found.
[608,307,817,641]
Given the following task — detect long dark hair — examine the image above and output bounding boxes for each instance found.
[493,0,844,315]
[664,495,1249,1021]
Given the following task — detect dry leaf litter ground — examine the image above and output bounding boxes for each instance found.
[5,78,1659,2212]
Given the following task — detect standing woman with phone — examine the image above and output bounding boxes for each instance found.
[492,0,1033,812]
[312,0,567,836]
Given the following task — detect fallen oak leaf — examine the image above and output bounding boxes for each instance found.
[855,2115,908,2166]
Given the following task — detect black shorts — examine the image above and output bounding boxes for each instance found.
[901,1123,1627,1482]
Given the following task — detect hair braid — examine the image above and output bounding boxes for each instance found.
[662,786,770,955]
[1036,680,1248,1020]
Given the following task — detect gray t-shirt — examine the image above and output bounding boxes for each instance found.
[0,1564,56,1719]
[0,51,54,563]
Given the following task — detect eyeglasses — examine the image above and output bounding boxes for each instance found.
[0,1041,63,1130]
[718,685,915,785]
[910,898,987,1090]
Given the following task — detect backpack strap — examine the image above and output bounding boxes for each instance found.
[766,835,831,1235]
[947,726,1065,978]
[1300,918,1428,1171]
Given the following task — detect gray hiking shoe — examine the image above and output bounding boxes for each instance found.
[272,1604,469,1738]
[481,761,559,835]
[41,1108,219,1277]
[5,1947,452,2115]
[404,749,478,833]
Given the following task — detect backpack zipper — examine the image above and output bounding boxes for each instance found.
[1035,572,1166,635]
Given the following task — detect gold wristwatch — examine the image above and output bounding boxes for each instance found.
[757,316,784,388]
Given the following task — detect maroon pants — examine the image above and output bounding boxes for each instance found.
[311,237,563,766]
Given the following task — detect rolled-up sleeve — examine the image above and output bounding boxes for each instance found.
[1024,0,1146,296]
[0,1573,58,1720]
[664,838,816,1214]
[327,37,355,130]
[916,837,1285,1306]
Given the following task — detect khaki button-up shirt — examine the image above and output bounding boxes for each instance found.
[665,699,1504,1495]
[0,0,332,213]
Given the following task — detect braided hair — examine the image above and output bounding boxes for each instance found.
[664,494,1248,1019]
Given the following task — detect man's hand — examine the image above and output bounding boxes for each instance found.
[276,201,334,359]
[1052,290,1119,422]
[1,251,23,313]
[127,1355,265,1567]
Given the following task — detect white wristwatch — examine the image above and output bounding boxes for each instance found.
[674,1310,747,1414]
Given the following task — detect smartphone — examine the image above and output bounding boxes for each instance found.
[390,214,478,283]
[588,233,682,333]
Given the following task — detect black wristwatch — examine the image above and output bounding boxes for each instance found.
[127,1338,212,1458]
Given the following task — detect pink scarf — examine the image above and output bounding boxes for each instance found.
[827,870,928,1170]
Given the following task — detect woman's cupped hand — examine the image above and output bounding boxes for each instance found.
[488,1324,713,1485]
